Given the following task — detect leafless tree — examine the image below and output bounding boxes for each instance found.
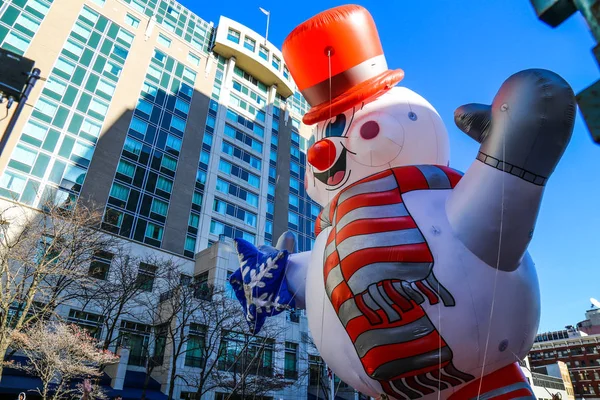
[0,202,115,381]
[8,321,119,400]
[79,251,176,351]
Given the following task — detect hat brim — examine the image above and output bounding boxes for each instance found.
[302,69,404,125]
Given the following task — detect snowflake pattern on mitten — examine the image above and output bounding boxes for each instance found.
[229,238,296,334]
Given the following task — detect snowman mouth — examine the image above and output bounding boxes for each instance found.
[314,148,348,187]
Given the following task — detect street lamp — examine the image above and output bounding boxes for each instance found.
[259,7,270,45]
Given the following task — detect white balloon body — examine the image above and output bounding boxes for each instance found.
[295,86,541,399]
[304,189,540,398]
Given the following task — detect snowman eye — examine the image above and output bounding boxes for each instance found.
[325,114,346,138]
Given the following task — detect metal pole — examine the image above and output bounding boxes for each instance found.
[0,68,41,156]
[265,11,270,45]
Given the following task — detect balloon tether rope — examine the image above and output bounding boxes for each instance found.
[476,111,506,399]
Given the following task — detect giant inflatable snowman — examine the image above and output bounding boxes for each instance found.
[229,5,576,399]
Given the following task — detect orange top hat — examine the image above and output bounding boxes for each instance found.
[282,4,404,125]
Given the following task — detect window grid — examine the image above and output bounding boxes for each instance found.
[120,0,213,53]
[0,5,133,210]
[103,47,196,250]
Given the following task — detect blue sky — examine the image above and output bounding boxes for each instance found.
[180,0,600,333]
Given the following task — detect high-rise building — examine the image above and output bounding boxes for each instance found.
[0,0,319,259]
[0,0,330,398]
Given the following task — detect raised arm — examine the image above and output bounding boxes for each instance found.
[446,69,575,271]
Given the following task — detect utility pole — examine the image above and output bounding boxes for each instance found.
[529,0,600,144]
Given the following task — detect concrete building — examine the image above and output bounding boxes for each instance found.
[0,0,324,399]
[578,308,600,336]
[520,357,573,400]
[530,331,600,399]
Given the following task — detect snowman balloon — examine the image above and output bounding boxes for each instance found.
[229,5,575,399]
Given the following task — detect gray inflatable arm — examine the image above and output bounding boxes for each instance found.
[447,69,576,270]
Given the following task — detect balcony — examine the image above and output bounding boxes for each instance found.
[212,16,294,98]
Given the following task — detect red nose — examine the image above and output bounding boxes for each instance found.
[307,139,337,171]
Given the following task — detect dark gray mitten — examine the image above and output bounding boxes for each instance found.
[454,69,576,185]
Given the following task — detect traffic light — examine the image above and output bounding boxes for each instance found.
[529,0,578,27]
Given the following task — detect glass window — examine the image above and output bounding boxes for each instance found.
[156,176,173,193]
[136,99,153,114]
[125,13,140,28]
[156,33,171,48]
[28,0,51,16]
[64,39,84,57]
[259,46,269,61]
[185,236,196,252]
[166,135,182,151]
[124,137,142,155]
[200,150,210,165]
[192,191,203,206]
[243,36,255,52]
[72,22,92,40]
[12,144,37,167]
[187,52,200,66]
[290,161,300,174]
[117,160,135,177]
[265,220,273,234]
[72,141,94,162]
[46,79,67,96]
[246,192,258,207]
[283,66,290,80]
[4,31,29,54]
[227,28,240,44]
[148,65,161,80]
[161,155,177,171]
[36,98,58,118]
[188,213,200,228]
[56,58,76,76]
[145,223,163,241]
[116,29,134,46]
[81,6,99,24]
[110,182,129,201]
[289,194,299,207]
[97,79,116,97]
[103,61,122,77]
[151,198,168,216]
[196,170,206,184]
[210,219,224,235]
[82,119,101,138]
[89,98,109,116]
[175,98,190,114]
[142,82,158,97]
[311,204,320,217]
[272,56,281,70]
[267,200,274,214]
[290,177,300,191]
[130,117,148,135]
[170,116,186,132]
[183,68,196,83]
[23,120,48,141]
[288,211,299,226]
[291,146,300,158]
[0,171,26,194]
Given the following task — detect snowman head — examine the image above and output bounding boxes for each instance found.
[304,87,450,206]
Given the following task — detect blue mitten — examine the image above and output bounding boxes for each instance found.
[229,238,296,334]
